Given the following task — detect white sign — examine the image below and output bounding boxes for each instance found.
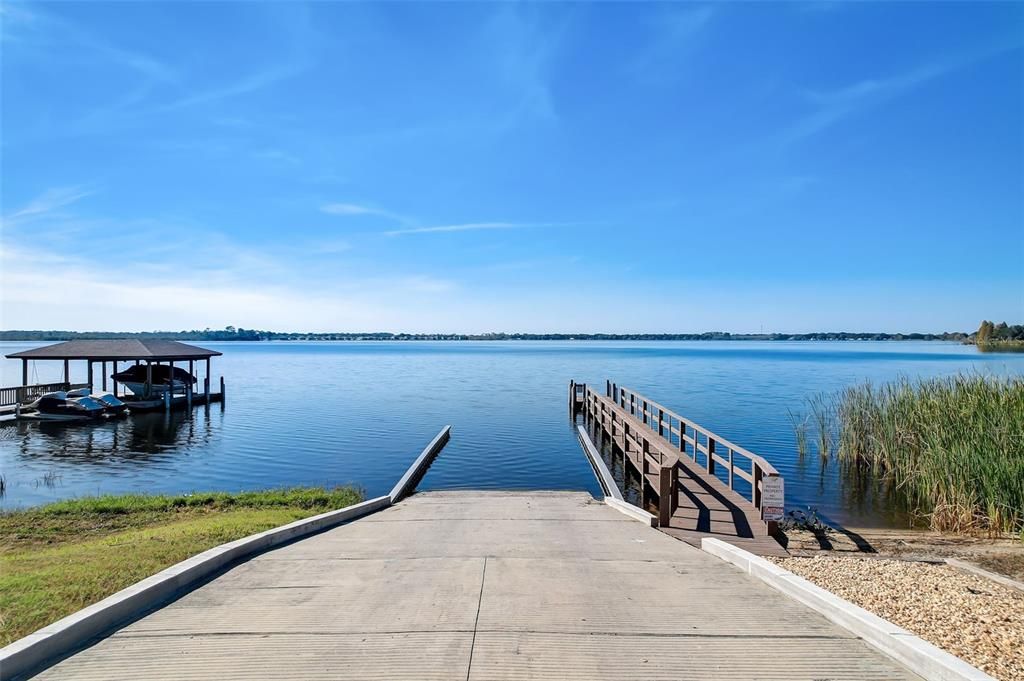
[761,477,785,522]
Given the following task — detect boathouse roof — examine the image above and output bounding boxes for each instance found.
[5,340,222,361]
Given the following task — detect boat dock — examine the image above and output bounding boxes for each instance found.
[24,491,920,681]
[0,340,225,425]
[572,381,788,557]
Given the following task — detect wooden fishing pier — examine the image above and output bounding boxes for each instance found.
[570,380,787,556]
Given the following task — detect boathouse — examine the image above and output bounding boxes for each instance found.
[4,339,222,406]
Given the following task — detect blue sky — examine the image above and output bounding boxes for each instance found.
[1,1,1021,333]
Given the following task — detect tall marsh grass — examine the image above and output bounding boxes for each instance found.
[807,374,1024,537]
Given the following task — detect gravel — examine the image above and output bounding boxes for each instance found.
[772,555,1024,681]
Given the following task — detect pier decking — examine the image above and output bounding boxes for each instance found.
[31,491,920,680]
[574,382,788,557]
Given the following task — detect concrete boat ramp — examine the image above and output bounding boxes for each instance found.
[30,491,920,680]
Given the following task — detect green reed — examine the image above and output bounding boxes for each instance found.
[810,374,1024,537]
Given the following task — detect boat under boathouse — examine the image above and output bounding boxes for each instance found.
[3,339,224,410]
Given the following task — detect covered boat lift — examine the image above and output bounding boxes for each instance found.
[4,340,224,411]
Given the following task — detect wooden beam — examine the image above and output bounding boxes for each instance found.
[21,359,27,387]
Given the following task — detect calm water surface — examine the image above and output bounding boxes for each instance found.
[2,341,1022,528]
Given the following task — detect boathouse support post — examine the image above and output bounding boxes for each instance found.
[21,359,27,387]
[101,362,107,391]
[112,361,118,397]
[146,361,153,399]
[568,380,575,416]
[220,376,225,401]
[167,361,174,413]
[63,359,69,387]
[87,362,93,391]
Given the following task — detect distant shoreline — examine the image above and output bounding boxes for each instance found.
[0,330,971,343]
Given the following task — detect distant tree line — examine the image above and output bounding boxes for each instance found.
[0,327,972,342]
[974,320,1024,348]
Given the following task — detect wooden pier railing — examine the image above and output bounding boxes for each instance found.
[570,380,784,536]
[0,382,89,406]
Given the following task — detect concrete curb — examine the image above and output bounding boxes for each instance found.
[389,425,452,503]
[575,424,623,500]
[0,496,391,681]
[604,497,657,526]
[576,425,656,526]
[946,557,1024,593]
[701,538,995,681]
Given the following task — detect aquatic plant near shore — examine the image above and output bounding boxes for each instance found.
[802,374,1024,537]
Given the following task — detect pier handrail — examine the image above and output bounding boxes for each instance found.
[0,382,89,406]
[609,382,779,477]
[573,380,782,525]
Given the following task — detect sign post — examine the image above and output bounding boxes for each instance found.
[761,476,785,525]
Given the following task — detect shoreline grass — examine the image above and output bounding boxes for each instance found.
[0,486,362,646]
[804,374,1024,538]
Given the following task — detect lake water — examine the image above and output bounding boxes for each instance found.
[2,341,1022,528]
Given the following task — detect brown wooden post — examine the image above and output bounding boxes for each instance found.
[146,361,153,399]
[101,361,107,391]
[642,399,648,425]
[21,359,27,387]
[220,375,225,401]
[707,437,716,475]
[87,361,94,391]
[568,380,575,415]
[657,408,664,438]
[659,464,673,527]
[678,423,686,455]
[205,358,211,400]
[670,462,679,514]
[753,463,763,508]
[63,359,69,386]
[728,448,734,489]
[112,361,118,397]
[629,393,635,416]
[606,379,611,397]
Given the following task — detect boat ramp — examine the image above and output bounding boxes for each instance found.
[0,379,972,680]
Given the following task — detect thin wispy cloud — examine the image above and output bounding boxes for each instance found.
[628,5,715,83]
[385,222,559,237]
[775,39,1022,149]
[1,186,96,228]
[321,202,410,224]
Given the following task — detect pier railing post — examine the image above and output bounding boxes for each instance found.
[707,437,716,475]
[658,465,673,527]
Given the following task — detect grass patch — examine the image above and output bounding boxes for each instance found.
[801,374,1024,537]
[0,486,362,646]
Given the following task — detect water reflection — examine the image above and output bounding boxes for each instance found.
[13,409,213,464]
